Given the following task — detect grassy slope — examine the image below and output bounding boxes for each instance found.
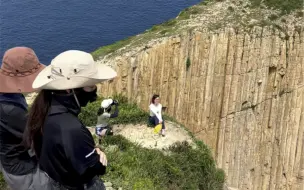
[81,95,225,190]
[249,0,303,14]
[0,95,225,190]
[100,136,225,190]
[91,0,303,60]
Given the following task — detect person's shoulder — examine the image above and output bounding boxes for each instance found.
[0,103,27,120]
[0,103,26,114]
[48,112,82,131]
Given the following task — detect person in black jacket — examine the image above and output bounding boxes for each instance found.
[0,47,49,190]
[23,50,117,190]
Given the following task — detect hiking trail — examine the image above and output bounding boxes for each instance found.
[87,121,194,150]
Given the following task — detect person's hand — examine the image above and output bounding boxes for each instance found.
[159,120,163,124]
[95,148,107,166]
[113,100,119,105]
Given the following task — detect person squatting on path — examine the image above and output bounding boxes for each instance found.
[23,50,117,190]
[0,47,50,190]
[149,94,166,136]
[96,98,119,142]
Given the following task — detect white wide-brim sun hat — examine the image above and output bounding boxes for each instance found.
[32,50,117,90]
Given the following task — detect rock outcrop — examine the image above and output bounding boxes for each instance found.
[97,25,304,190]
[93,1,304,189]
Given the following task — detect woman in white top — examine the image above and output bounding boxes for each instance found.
[149,94,165,136]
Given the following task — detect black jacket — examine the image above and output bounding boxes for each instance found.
[37,95,106,188]
[0,102,37,175]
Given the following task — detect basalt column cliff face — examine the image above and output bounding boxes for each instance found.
[97,26,304,190]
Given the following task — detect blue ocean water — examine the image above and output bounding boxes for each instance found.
[0,0,200,65]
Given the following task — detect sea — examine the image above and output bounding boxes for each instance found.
[0,0,200,65]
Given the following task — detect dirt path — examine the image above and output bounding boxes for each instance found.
[112,121,194,150]
[88,121,194,150]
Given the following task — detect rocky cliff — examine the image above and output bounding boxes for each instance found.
[94,1,304,189]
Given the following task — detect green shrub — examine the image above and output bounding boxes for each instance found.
[199,0,212,6]
[150,25,160,32]
[91,36,135,60]
[109,103,148,125]
[186,57,191,71]
[227,6,234,12]
[178,8,191,20]
[162,19,177,27]
[102,135,225,190]
[178,6,201,20]
[249,0,303,14]
[268,13,279,20]
[79,94,149,126]
[0,172,7,189]
[295,10,303,18]
[160,29,169,35]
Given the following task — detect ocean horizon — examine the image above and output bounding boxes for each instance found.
[0,0,200,65]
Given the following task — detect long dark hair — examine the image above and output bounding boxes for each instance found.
[151,94,160,104]
[23,89,52,157]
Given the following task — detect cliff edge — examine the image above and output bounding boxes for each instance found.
[93,0,304,189]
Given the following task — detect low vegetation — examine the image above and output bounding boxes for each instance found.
[248,0,303,14]
[101,136,225,190]
[186,57,191,71]
[0,94,225,189]
[79,94,149,126]
[91,36,136,60]
[80,94,225,189]
[0,174,6,190]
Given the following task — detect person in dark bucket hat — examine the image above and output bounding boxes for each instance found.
[0,47,45,92]
[0,47,50,190]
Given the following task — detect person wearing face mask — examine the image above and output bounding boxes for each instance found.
[0,47,50,190]
[23,50,117,190]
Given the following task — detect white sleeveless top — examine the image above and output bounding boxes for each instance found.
[149,103,162,121]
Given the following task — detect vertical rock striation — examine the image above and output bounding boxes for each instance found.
[98,26,304,190]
